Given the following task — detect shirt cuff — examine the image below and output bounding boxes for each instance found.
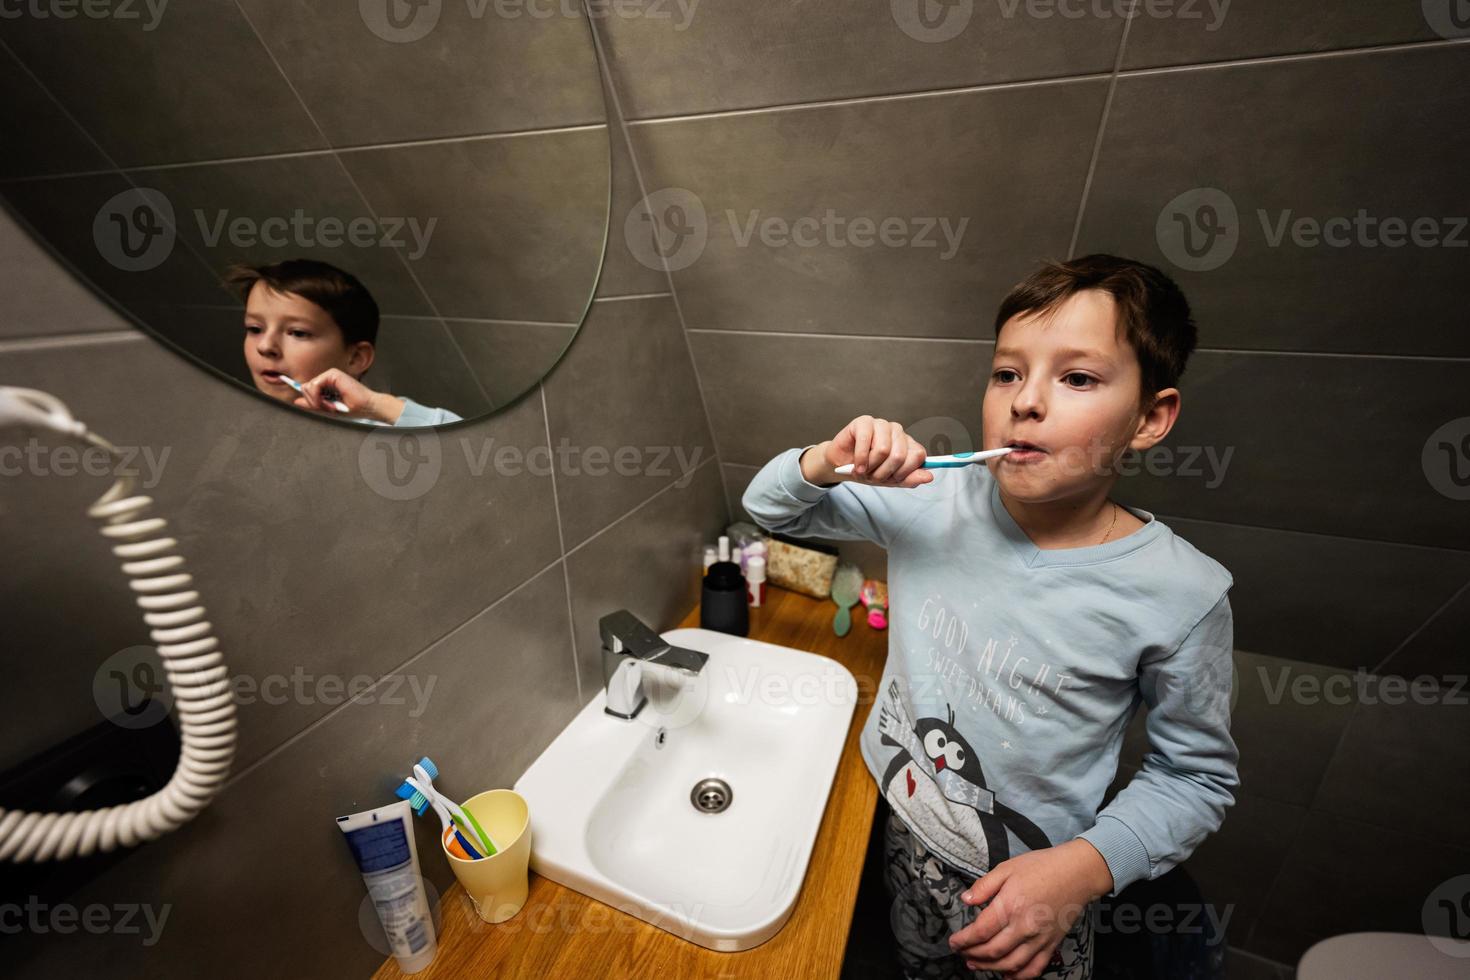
[393,397,461,427]
[779,445,837,503]
[1076,816,1152,897]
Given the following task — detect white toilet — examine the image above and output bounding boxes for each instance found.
[1297,932,1470,979]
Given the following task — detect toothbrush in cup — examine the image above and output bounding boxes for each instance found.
[275,373,351,414]
[834,447,1014,476]
[414,758,499,857]
[395,776,483,860]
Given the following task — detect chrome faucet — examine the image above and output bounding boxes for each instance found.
[599,610,709,720]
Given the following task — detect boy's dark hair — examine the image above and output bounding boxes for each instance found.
[224,258,379,347]
[993,254,1197,405]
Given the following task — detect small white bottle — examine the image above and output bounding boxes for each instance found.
[746,556,767,607]
[718,535,730,563]
[703,545,717,574]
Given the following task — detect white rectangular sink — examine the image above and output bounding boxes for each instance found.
[514,627,858,951]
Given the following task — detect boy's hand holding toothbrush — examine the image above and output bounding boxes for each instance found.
[802,416,932,487]
[801,416,1016,488]
[291,367,405,424]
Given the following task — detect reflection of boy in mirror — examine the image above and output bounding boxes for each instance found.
[226,259,461,426]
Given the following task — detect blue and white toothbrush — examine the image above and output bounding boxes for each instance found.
[275,373,352,414]
[834,446,1014,475]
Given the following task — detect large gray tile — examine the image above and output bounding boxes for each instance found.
[688,331,989,464]
[1226,651,1357,807]
[340,129,609,324]
[1162,518,1470,671]
[372,316,494,422]
[1,0,324,168]
[0,204,124,337]
[0,333,563,772]
[596,0,1123,119]
[630,80,1108,337]
[543,295,716,547]
[722,461,890,581]
[565,459,728,700]
[1312,689,1470,849]
[0,340,154,774]
[1378,577,1470,681]
[140,303,254,388]
[1077,45,1470,355]
[1121,0,1441,69]
[1,172,227,318]
[1124,349,1470,551]
[1178,791,1309,947]
[6,563,579,980]
[0,42,109,180]
[237,0,606,146]
[1254,811,1470,962]
[446,319,577,410]
[139,153,436,317]
[1117,654,1332,915]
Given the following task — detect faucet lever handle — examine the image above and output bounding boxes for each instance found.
[598,610,670,660]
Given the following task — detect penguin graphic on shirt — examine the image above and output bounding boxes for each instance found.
[878,677,1051,873]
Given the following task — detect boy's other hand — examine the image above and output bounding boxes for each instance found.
[802,415,931,488]
[947,839,1112,978]
[296,368,405,424]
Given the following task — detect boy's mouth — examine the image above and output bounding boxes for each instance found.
[258,369,286,385]
[1001,439,1047,462]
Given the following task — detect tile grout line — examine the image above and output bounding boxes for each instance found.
[1370,576,1470,676]
[620,37,1468,129]
[228,0,497,412]
[5,36,1464,186]
[0,331,143,353]
[587,13,733,522]
[715,464,1470,558]
[0,122,609,186]
[219,556,568,793]
[563,454,721,559]
[539,382,583,704]
[1067,10,1133,258]
[682,328,1470,362]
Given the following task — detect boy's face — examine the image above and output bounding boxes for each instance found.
[242,283,372,404]
[982,289,1157,503]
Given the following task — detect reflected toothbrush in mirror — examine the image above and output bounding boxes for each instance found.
[275,373,352,414]
[833,446,1014,475]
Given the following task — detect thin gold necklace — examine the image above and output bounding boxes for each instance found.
[1099,501,1118,544]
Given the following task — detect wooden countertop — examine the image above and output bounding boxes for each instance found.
[373,585,890,980]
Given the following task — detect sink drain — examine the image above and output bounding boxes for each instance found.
[690,777,732,814]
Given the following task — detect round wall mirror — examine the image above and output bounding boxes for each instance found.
[0,3,611,427]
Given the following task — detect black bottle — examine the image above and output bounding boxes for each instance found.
[700,561,749,637]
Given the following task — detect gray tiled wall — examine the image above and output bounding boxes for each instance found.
[0,19,723,977]
[593,4,1470,972]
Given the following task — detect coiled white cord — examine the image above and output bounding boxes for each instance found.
[0,387,236,862]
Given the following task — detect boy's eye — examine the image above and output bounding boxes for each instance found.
[992,368,1019,383]
[288,329,312,339]
[1064,372,1096,388]
[244,324,260,334]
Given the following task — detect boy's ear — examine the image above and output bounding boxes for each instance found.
[346,340,375,378]
[1130,387,1182,452]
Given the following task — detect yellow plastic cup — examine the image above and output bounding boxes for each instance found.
[441,789,533,923]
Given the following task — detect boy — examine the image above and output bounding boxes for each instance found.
[227,259,461,426]
[742,254,1238,980]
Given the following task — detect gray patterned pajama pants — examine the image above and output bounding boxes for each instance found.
[883,809,1095,980]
